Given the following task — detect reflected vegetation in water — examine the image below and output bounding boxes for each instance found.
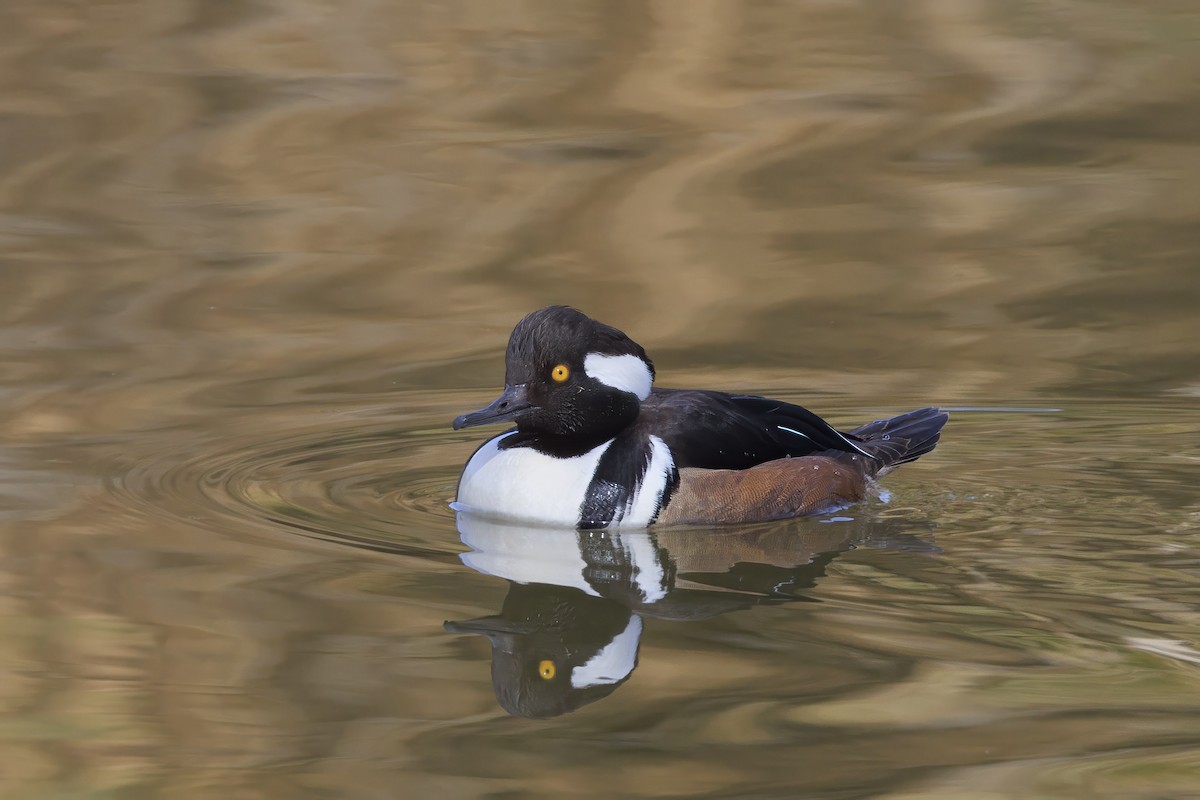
[447,513,938,718]
[3,0,1200,797]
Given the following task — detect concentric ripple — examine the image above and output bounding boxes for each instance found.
[109,412,471,557]
[105,399,1200,563]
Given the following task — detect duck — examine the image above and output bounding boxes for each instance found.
[452,306,947,529]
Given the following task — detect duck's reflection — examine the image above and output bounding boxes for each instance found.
[446,513,935,718]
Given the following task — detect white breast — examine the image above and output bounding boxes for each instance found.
[454,433,676,528]
[455,433,607,527]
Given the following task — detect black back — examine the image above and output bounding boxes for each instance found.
[637,389,875,470]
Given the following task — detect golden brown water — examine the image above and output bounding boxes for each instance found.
[3,1,1200,797]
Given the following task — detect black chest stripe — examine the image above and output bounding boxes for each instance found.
[578,433,654,529]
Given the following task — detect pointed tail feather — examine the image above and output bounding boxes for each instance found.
[847,407,948,472]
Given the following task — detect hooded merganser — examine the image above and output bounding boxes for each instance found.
[452,306,948,529]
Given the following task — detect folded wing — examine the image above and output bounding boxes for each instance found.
[642,390,874,471]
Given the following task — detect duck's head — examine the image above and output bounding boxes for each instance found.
[453,306,654,438]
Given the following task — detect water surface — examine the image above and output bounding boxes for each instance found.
[2,2,1200,798]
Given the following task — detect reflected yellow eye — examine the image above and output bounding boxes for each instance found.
[538,659,556,680]
[551,364,570,382]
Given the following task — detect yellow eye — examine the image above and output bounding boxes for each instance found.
[538,659,556,680]
[551,364,570,382]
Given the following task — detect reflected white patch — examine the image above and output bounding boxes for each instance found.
[620,531,667,603]
[571,615,643,688]
[455,513,598,596]
[583,352,653,400]
[1127,637,1200,666]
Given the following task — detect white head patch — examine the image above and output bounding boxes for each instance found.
[583,353,653,400]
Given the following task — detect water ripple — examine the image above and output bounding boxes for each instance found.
[110,416,467,557]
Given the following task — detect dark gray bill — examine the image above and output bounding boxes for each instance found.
[443,617,536,637]
[452,384,534,430]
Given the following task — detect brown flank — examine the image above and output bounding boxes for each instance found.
[657,455,871,526]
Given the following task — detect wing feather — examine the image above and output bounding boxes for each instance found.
[641,390,874,470]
